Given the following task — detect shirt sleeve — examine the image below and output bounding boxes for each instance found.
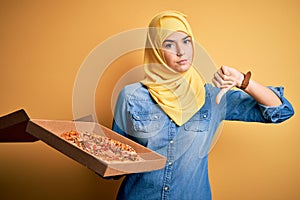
[225,86,294,123]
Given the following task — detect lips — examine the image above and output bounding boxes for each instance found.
[176,59,188,65]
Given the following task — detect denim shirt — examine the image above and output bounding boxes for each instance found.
[112,83,294,200]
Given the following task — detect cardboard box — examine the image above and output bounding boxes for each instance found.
[0,109,38,142]
[0,110,167,177]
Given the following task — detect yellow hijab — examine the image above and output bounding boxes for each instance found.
[141,11,206,126]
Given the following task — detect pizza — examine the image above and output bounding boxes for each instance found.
[60,130,141,162]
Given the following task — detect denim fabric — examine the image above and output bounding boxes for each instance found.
[112,83,294,200]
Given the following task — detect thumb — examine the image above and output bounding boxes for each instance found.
[216,88,229,104]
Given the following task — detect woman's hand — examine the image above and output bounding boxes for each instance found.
[212,65,282,106]
[212,65,244,104]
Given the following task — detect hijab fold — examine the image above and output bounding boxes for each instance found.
[141,11,206,126]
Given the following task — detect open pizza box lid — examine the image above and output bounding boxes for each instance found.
[0,109,38,142]
[0,110,167,177]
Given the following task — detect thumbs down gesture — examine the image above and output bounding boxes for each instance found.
[212,66,244,104]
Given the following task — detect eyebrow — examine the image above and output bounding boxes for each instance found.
[163,36,191,44]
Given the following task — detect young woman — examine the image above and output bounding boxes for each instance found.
[112,11,294,200]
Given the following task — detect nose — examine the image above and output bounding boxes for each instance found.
[176,44,185,57]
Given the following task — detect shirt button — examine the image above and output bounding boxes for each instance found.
[164,186,169,191]
[169,140,174,144]
[168,161,173,165]
[203,114,207,118]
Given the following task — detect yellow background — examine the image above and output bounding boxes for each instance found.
[0,0,299,199]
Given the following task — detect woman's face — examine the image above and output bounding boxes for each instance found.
[162,31,193,73]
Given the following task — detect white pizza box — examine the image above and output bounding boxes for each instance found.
[26,119,167,177]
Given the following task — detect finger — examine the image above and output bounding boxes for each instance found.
[215,81,236,104]
[220,66,236,82]
[216,88,228,104]
[212,77,220,88]
[217,68,232,81]
[221,65,230,76]
[213,72,234,87]
[214,71,225,83]
[219,81,235,88]
[216,86,232,104]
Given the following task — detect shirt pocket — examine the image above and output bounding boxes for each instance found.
[183,110,212,158]
[129,105,166,138]
[184,110,209,132]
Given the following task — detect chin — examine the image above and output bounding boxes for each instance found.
[176,65,191,73]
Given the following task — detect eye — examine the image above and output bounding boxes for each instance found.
[183,38,191,44]
[164,43,175,49]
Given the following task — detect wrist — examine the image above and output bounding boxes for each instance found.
[236,72,244,88]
